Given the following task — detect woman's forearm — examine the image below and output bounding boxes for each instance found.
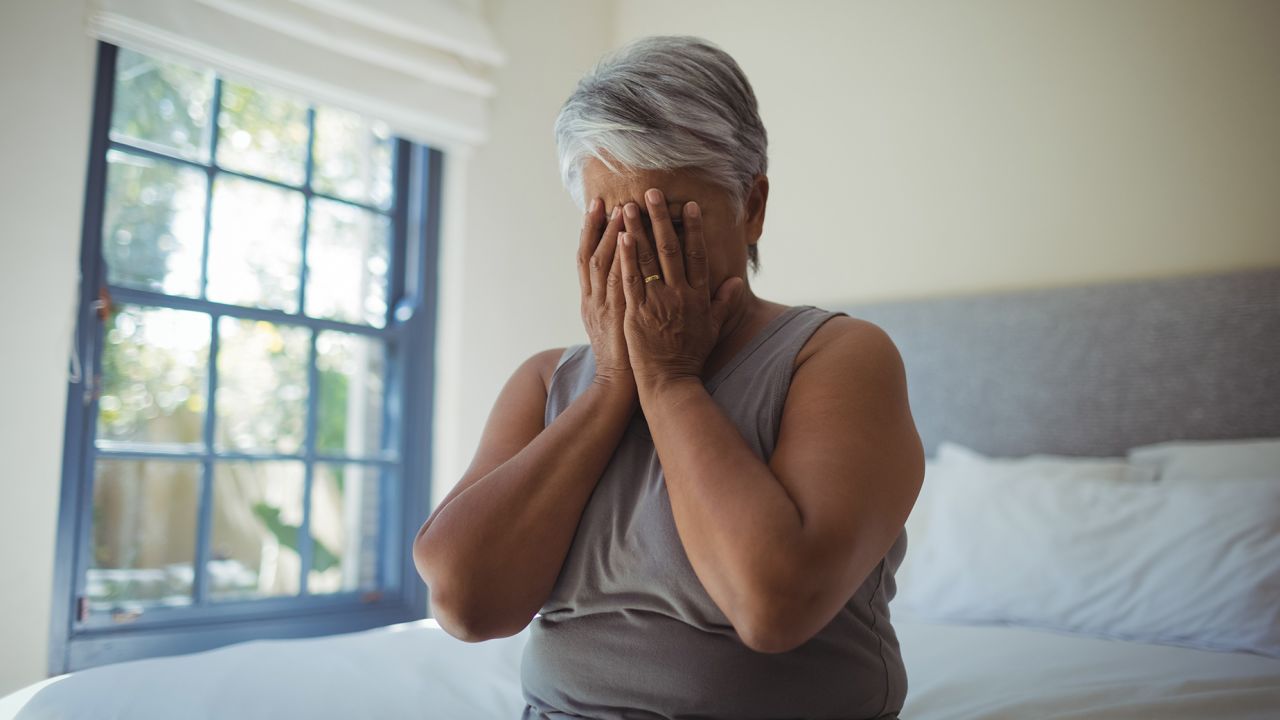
[414,380,637,640]
[635,376,805,647]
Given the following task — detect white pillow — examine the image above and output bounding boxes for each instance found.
[1128,437,1280,482]
[894,457,937,608]
[894,444,1154,612]
[895,460,1280,659]
[938,440,1159,484]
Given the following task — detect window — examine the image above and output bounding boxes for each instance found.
[50,42,441,674]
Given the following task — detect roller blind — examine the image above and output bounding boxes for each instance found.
[85,0,505,149]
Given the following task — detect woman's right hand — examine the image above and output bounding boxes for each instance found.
[578,198,635,396]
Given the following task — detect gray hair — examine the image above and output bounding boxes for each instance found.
[554,35,768,273]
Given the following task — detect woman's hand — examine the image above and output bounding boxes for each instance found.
[617,188,744,391]
[578,198,635,394]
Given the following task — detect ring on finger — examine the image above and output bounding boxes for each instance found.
[643,274,661,284]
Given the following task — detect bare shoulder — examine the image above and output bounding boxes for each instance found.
[532,346,572,395]
[794,314,900,373]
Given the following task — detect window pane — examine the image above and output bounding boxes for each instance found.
[206,175,304,312]
[88,459,199,613]
[316,331,386,457]
[98,304,210,446]
[312,106,393,209]
[308,463,381,594]
[215,80,309,186]
[110,47,214,161]
[102,150,206,297]
[215,317,309,454]
[210,460,304,600]
[305,198,390,326]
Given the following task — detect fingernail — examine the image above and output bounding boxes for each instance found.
[588,198,600,213]
[611,205,621,220]
[687,201,701,218]
[645,188,662,204]
[624,203,640,218]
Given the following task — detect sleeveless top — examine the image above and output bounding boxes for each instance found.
[520,304,909,720]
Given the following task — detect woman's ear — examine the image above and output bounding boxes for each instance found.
[744,174,769,245]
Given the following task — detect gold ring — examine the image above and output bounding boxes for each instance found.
[643,274,661,284]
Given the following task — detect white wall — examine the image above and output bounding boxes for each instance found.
[3,0,1279,697]
[433,0,616,510]
[612,0,1280,306]
[438,0,1280,513]
[0,0,98,697]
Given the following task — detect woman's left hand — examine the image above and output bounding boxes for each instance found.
[617,188,744,391]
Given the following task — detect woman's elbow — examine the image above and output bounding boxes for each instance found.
[734,590,814,654]
[415,539,530,642]
[413,538,478,637]
[738,616,808,654]
[429,588,533,643]
[429,594,497,643]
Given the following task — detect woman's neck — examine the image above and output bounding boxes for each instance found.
[699,289,787,382]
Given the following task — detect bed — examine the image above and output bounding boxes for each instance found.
[4,266,1279,719]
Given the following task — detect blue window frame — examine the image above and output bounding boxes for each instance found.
[49,41,440,674]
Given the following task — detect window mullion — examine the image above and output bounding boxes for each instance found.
[191,78,223,607]
[192,311,219,606]
[379,140,412,590]
[200,78,222,300]
[65,43,119,635]
[300,330,319,596]
[297,107,319,596]
[299,107,315,318]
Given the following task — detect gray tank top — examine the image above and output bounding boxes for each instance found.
[520,304,908,720]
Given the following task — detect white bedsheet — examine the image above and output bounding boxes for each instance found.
[894,611,1280,719]
[4,615,1278,719]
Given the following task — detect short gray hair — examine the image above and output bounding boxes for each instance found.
[554,35,768,273]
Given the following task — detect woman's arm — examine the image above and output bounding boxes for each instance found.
[636,319,924,654]
[413,348,638,642]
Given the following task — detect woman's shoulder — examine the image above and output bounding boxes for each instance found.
[534,344,593,395]
[793,306,891,371]
[529,346,572,396]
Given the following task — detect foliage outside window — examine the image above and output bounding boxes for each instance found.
[51,43,435,672]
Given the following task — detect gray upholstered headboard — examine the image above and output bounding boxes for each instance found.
[835,266,1280,458]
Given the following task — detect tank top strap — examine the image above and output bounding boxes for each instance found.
[545,305,849,425]
[706,304,850,397]
[544,343,594,427]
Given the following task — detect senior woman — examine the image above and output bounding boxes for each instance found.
[413,35,923,720]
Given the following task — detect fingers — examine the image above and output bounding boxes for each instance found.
[622,201,663,288]
[577,198,605,296]
[605,223,626,310]
[591,204,624,298]
[682,201,708,291]
[618,231,644,308]
[643,188,685,286]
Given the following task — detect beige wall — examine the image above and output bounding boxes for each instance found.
[612,0,1280,306]
[3,0,1279,697]
[0,0,98,697]
[439,0,1280,507]
[432,0,616,510]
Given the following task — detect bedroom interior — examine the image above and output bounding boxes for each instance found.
[2,1,1278,718]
